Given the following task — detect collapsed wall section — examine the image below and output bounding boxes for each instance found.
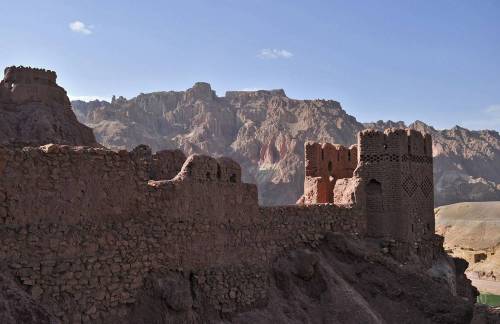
[302,142,357,204]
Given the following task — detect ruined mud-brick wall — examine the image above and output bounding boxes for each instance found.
[356,129,434,244]
[0,66,69,107]
[303,142,358,204]
[301,128,434,246]
[0,144,364,323]
[0,66,98,148]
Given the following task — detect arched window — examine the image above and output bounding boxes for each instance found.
[366,179,384,237]
[366,179,382,195]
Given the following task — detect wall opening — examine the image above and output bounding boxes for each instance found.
[328,161,333,174]
[366,179,382,195]
[348,150,351,161]
[366,179,384,237]
[321,149,324,161]
[206,172,211,180]
[216,165,221,179]
[229,174,237,183]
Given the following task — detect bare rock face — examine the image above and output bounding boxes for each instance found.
[0,66,98,148]
[72,85,363,205]
[72,85,500,207]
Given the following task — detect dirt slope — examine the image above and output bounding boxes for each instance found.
[123,233,477,324]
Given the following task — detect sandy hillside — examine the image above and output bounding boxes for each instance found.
[436,202,500,286]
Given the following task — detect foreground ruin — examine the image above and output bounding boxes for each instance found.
[0,67,481,323]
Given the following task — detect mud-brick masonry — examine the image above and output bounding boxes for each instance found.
[0,66,438,323]
[0,143,365,322]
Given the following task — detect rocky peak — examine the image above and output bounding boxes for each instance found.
[185,82,215,101]
[409,120,436,134]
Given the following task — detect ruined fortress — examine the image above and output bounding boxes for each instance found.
[0,67,441,323]
[0,66,69,106]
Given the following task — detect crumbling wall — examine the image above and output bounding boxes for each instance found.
[0,66,69,106]
[301,128,434,245]
[0,66,98,148]
[303,142,357,204]
[0,144,364,323]
[0,145,192,224]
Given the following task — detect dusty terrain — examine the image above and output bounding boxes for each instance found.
[436,202,500,287]
[72,85,500,206]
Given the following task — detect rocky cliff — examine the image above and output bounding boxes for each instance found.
[73,84,500,206]
[72,83,362,205]
[0,66,98,148]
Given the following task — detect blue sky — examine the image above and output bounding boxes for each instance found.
[1,0,499,130]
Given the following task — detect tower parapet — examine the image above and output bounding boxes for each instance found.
[0,66,69,106]
[302,142,357,204]
[300,128,434,244]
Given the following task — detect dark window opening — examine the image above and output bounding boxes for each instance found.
[366,179,382,195]
[206,172,211,180]
[337,151,340,161]
[229,174,237,183]
[321,149,324,161]
[348,151,351,161]
[216,165,221,179]
[328,161,333,174]
[411,224,414,232]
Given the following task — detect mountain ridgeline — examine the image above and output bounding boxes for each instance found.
[72,82,500,206]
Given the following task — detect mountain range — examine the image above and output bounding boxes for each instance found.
[72,82,500,206]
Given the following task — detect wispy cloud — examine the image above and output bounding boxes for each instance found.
[462,104,500,130]
[257,48,293,59]
[69,21,93,35]
[485,104,500,114]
